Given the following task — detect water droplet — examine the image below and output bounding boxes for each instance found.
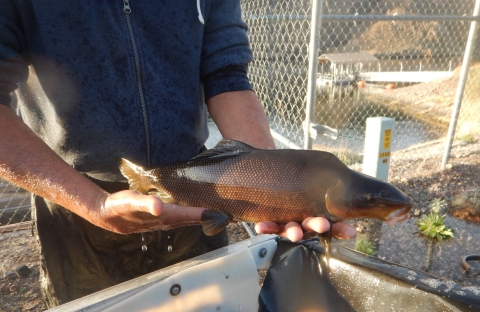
[141,233,145,241]
[142,245,148,252]
[168,245,172,252]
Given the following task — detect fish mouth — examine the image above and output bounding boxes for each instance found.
[385,207,411,226]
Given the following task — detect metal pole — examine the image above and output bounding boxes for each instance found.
[248,14,480,22]
[304,0,324,150]
[241,222,256,238]
[441,0,480,169]
[270,129,302,150]
[362,117,395,182]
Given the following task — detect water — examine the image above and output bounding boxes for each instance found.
[206,84,440,156]
[312,85,440,154]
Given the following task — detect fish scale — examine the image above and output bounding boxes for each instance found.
[155,153,317,223]
[119,139,414,236]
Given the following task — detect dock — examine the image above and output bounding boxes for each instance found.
[317,52,453,86]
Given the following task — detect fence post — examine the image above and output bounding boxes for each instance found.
[356,117,395,254]
[303,0,324,150]
[441,0,480,169]
[362,117,394,182]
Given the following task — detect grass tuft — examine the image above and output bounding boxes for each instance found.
[356,239,378,256]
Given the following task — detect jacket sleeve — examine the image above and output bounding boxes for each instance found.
[0,2,29,106]
[200,0,253,100]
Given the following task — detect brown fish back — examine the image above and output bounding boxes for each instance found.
[153,150,341,223]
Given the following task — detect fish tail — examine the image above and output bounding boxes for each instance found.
[118,158,150,194]
[201,210,232,236]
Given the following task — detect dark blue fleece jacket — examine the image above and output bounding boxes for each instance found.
[0,0,253,181]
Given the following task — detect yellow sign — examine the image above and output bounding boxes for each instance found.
[383,129,392,149]
[379,152,391,158]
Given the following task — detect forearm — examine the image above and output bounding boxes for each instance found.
[0,105,106,221]
[206,90,275,149]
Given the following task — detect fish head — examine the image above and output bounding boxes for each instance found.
[325,171,413,225]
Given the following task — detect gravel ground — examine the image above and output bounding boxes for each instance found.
[336,137,480,287]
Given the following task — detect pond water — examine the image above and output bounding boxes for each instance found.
[243,84,443,155]
[206,84,441,156]
[311,85,442,154]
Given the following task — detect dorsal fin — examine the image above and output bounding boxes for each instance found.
[190,139,256,161]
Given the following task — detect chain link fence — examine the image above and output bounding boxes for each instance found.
[242,0,480,165]
[1,0,480,307]
[0,179,34,284]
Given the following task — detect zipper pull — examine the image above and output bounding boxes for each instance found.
[123,0,131,14]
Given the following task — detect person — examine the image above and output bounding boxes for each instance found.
[0,0,356,308]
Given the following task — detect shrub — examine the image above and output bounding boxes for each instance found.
[416,212,454,241]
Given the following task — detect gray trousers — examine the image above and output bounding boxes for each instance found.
[32,179,228,308]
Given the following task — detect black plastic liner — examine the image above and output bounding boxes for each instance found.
[259,238,480,312]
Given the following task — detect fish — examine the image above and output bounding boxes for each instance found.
[119,139,413,236]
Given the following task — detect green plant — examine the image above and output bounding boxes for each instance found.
[459,133,476,144]
[356,239,378,256]
[416,212,454,241]
[429,198,448,214]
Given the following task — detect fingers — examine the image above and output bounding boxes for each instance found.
[301,217,331,233]
[254,221,282,234]
[331,222,357,240]
[100,190,205,233]
[283,222,304,242]
[255,221,308,242]
[103,190,161,216]
[256,217,357,242]
[143,195,163,216]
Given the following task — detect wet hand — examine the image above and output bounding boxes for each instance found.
[90,190,205,234]
[255,217,357,242]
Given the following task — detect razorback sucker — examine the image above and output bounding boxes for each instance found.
[119,139,413,236]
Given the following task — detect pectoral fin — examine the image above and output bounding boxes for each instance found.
[201,210,232,236]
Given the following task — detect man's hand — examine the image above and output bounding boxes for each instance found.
[0,106,208,235]
[89,190,205,234]
[255,218,357,242]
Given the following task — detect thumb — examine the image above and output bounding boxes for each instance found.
[129,191,164,216]
[105,190,164,216]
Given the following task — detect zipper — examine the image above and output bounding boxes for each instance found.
[123,0,151,166]
[123,0,131,13]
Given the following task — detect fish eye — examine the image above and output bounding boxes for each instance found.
[367,194,376,202]
[381,190,388,197]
